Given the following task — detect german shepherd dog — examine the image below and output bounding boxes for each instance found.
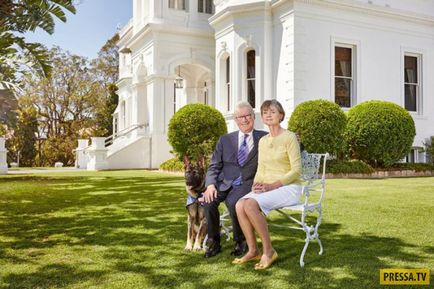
[184,156,207,251]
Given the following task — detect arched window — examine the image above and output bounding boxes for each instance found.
[246,50,255,108]
[203,81,208,105]
[226,56,231,111]
[113,117,118,136]
[198,0,213,13]
[169,0,185,10]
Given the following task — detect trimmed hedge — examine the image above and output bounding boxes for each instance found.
[288,99,346,156]
[326,159,375,174]
[160,157,184,172]
[345,101,416,167]
[385,163,434,172]
[168,104,227,161]
[424,137,434,165]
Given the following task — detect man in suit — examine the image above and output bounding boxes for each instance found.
[202,101,268,258]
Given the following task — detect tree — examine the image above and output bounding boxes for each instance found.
[91,33,120,85]
[91,34,120,136]
[7,104,38,166]
[0,122,7,136]
[12,39,122,166]
[18,47,102,166]
[94,83,118,136]
[0,0,76,89]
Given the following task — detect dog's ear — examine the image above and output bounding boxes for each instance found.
[183,155,190,168]
[198,155,205,169]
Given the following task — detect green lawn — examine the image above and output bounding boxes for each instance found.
[0,171,433,289]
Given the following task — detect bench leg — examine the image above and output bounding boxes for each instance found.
[300,236,310,267]
[315,207,323,255]
[317,237,323,255]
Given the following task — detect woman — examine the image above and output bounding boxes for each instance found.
[233,99,302,270]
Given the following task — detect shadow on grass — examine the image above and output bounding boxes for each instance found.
[0,173,433,289]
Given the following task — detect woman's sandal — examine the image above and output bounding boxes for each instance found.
[232,254,261,265]
[254,251,278,270]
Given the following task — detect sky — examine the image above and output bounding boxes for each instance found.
[25,0,133,60]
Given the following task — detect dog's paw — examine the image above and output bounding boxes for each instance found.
[184,244,193,251]
[193,243,203,251]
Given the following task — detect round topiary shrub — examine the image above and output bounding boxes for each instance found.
[159,157,184,172]
[288,99,346,156]
[168,104,227,161]
[345,100,416,167]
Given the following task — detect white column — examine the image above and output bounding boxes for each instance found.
[208,80,215,107]
[0,137,7,174]
[75,139,89,169]
[185,86,197,104]
[86,137,108,171]
[132,82,149,137]
[147,76,168,134]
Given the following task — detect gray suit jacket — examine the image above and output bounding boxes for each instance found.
[205,129,268,193]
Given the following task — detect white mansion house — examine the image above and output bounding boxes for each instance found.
[83,0,434,169]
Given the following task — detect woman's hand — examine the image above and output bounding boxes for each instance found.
[253,181,283,193]
[252,182,264,193]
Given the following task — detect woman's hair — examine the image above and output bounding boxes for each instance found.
[260,99,285,122]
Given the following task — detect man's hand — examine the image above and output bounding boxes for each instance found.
[203,184,218,203]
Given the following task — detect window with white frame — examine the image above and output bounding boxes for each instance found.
[246,50,256,108]
[203,81,208,105]
[225,56,231,111]
[169,0,185,10]
[114,117,118,136]
[404,54,421,112]
[334,46,355,108]
[198,0,213,13]
[173,83,177,113]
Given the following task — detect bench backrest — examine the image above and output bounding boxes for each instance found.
[300,152,329,203]
[301,152,328,182]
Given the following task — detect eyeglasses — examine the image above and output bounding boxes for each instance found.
[235,114,253,120]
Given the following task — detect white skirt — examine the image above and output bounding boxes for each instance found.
[241,184,302,215]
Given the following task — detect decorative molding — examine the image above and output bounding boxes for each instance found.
[221,41,227,51]
[295,0,434,26]
[244,34,253,48]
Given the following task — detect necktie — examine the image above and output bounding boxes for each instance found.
[237,134,249,166]
[233,134,249,186]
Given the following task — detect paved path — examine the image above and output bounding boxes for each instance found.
[7,168,86,174]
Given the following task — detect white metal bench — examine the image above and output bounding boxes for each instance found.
[269,152,329,267]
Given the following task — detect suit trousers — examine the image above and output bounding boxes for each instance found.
[203,185,249,243]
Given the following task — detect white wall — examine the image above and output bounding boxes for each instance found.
[107,136,151,169]
[294,0,434,146]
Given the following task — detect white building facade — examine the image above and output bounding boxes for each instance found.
[102,0,434,169]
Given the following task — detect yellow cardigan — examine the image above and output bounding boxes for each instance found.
[254,130,302,185]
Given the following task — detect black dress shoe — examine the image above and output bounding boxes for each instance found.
[204,239,222,258]
[230,241,247,256]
